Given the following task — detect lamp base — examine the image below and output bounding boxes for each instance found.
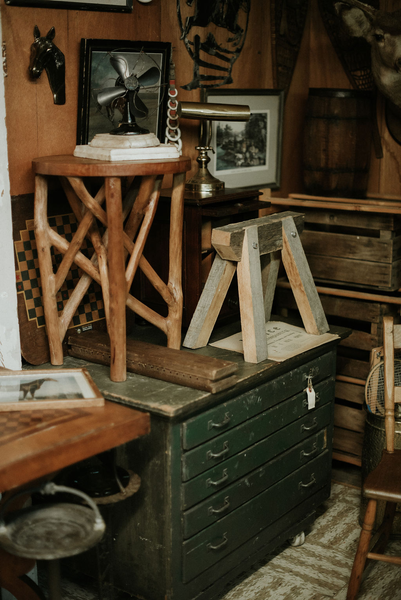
[185,145,225,194]
[185,168,224,194]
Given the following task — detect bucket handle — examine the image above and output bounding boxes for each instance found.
[0,482,105,532]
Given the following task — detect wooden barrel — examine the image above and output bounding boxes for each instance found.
[303,89,373,198]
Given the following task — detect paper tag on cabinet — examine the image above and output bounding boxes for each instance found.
[305,377,315,410]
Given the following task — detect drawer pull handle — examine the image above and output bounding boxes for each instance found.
[208,496,230,516]
[303,393,320,408]
[301,418,317,432]
[206,469,228,488]
[300,443,318,459]
[299,473,316,489]
[207,533,228,552]
[207,441,229,460]
[208,412,231,430]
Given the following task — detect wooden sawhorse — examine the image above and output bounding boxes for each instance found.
[33,155,191,382]
[183,211,329,363]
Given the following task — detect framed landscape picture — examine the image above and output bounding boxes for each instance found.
[202,89,284,190]
[0,368,104,411]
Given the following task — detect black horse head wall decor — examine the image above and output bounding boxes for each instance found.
[29,26,65,105]
[177,0,250,90]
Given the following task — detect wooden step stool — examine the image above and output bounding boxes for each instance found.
[183,211,329,363]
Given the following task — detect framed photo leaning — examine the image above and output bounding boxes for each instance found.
[202,89,284,190]
[77,39,171,144]
[5,0,132,12]
[0,368,104,411]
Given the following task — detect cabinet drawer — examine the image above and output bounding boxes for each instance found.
[182,450,331,582]
[182,377,334,481]
[182,350,335,450]
[183,429,326,539]
[182,401,332,509]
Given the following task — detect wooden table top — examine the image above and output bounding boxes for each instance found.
[32,154,192,178]
[0,401,150,493]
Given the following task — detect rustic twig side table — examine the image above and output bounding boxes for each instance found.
[32,155,191,382]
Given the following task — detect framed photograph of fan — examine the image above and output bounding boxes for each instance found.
[77,39,171,145]
[202,89,285,189]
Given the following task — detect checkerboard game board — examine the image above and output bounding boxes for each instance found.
[15,213,106,330]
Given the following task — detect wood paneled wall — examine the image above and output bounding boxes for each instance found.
[1,0,401,199]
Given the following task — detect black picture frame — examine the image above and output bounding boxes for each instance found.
[5,0,132,11]
[202,88,285,190]
[77,39,171,145]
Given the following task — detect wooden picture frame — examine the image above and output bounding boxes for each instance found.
[0,368,104,411]
[202,89,285,190]
[5,0,132,12]
[77,39,171,145]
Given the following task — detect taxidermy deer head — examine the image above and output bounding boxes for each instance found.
[335,0,401,109]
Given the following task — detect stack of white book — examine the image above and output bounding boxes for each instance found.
[74,133,180,161]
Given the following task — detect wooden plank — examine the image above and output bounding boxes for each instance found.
[262,250,281,322]
[211,211,304,262]
[289,192,401,210]
[271,197,401,215]
[306,254,401,290]
[301,209,401,231]
[277,279,401,305]
[339,330,382,352]
[237,226,268,363]
[333,426,364,459]
[281,216,329,335]
[334,404,366,433]
[274,285,397,323]
[332,450,362,467]
[183,254,237,350]
[69,330,237,380]
[301,230,401,264]
[335,380,365,405]
[336,355,370,380]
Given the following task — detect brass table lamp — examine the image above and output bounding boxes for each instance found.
[177,101,250,194]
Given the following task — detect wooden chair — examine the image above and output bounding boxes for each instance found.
[347,315,401,599]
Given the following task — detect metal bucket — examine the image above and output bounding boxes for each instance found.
[303,88,373,198]
[360,410,401,534]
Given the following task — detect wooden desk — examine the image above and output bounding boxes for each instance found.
[0,401,150,494]
[33,155,191,382]
[0,401,150,600]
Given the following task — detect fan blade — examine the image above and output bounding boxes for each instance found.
[137,66,160,87]
[97,87,126,106]
[110,54,130,80]
[130,92,149,118]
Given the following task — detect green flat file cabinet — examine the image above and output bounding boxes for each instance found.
[92,339,340,600]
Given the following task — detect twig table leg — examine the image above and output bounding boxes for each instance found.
[106,177,127,382]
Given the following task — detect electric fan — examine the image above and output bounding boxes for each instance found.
[365,352,401,416]
[96,52,161,135]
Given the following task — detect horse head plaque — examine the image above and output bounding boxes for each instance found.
[29,26,65,105]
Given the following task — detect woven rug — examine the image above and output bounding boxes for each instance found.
[222,483,401,600]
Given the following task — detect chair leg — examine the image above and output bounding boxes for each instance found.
[346,498,377,600]
[371,501,396,556]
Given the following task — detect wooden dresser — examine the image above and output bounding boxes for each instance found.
[61,324,345,600]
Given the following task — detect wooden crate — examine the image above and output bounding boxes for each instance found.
[299,209,401,291]
[274,285,400,466]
